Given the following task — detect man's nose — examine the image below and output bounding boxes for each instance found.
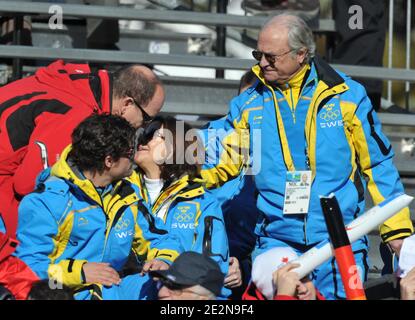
[158,286,171,300]
[297,283,308,294]
[259,54,269,68]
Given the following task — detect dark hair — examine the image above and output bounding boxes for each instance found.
[238,70,257,94]
[112,65,160,107]
[69,114,136,173]
[138,116,203,182]
[28,280,74,300]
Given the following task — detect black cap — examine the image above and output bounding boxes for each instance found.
[150,252,225,296]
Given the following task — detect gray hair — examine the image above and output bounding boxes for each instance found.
[266,14,316,63]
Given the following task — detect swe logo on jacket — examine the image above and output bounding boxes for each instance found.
[171,206,195,229]
[319,103,344,129]
[114,218,133,239]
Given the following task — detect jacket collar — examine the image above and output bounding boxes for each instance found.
[129,171,205,209]
[50,145,132,206]
[311,55,345,89]
[251,55,346,91]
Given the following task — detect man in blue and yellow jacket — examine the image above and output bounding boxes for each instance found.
[201,15,413,299]
[15,115,181,300]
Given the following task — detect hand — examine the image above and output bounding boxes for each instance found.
[272,263,301,297]
[141,259,169,276]
[82,262,121,286]
[400,267,415,300]
[224,257,243,289]
[388,239,404,257]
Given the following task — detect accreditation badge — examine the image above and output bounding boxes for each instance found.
[283,170,312,214]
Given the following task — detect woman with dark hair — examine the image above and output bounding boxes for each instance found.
[130,116,231,298]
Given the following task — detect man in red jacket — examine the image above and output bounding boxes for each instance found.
[0,59,165,237]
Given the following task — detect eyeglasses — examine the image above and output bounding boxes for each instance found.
[252,49,295,64]
[136,118,164,147]
[131,97,154,125]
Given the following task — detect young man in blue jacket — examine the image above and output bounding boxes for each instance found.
[15,114,182,300]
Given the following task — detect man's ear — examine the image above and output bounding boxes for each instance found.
[297,48,308,65]
[104,155,114,169]
[118,97,134,116]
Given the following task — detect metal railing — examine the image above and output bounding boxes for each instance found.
[0,1,334,30]
[0,2,412,79]
[1,45,415,83]
[0,1,414,105]
[0,1,336,79]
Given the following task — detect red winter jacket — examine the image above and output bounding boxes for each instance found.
[0,232,39,299]
[0,60,112,236]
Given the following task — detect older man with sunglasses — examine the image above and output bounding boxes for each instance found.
[201,14,413,299]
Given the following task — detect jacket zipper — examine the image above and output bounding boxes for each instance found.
[101,207,111,261]
[101,194,134,261]
[57,197,73,225]
[300,77,321,246]
[289,86,296,123]
[151,181,189,220]
[301,84,343,245]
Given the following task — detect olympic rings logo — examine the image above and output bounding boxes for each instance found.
[320,109,340,121]
[173,211,194,223]
[115,218,130,231]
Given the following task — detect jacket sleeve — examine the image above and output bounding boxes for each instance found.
[350,84,413,242]
[132,202,182,265]
[201,95,251,188]
[15,194,87,287]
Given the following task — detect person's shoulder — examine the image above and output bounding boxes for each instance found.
[22,175,71,212]
[337,74,369,101]
[19,177,72,223]
[197,192,226,218]
[344,77,367,92]
[230,81,263,112]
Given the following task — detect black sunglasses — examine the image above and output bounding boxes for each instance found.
[135,118,164,148]
[252,49,294,64]
[131,97,154,125]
